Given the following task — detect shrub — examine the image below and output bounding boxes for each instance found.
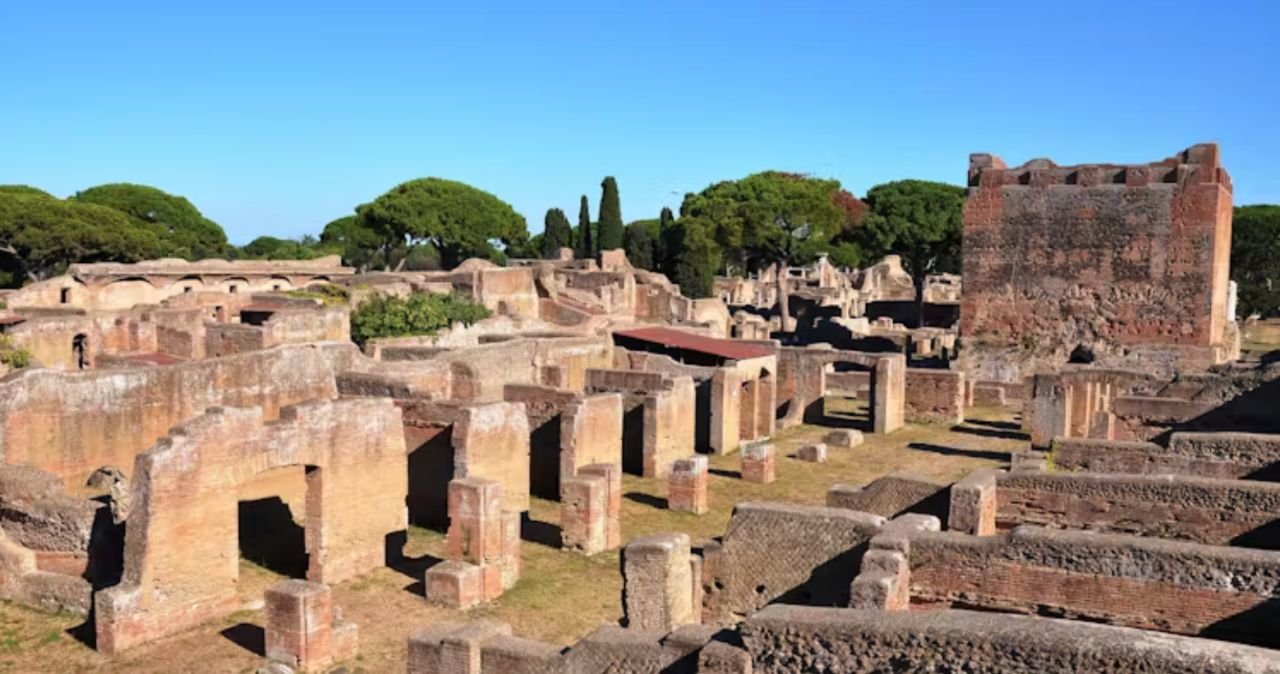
[0,335,32,369]
[350,292,491,345]
[286,284,351,306]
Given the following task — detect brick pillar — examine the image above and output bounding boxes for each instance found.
[407,621,511,674]
[445,478,519,602]
[948,468,998,535]
[740,443,776,484]
[849,548,909,611]
[623,533,693,632]
[561,474,608,554]
[264,580,358,670]
[1029,374,1067,449]
[447,478,503,565]
[668,456,709,515]
[579,463,622,549]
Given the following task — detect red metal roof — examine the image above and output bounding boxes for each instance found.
[0,315,26,326]
[613,327,773,361]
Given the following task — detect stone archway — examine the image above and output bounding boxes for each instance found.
[94,398,407,655]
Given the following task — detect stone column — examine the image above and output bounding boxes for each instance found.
[948,469,998,536]
[561,474,608,554]
[740,443,776,484]
[622,533,694,632]
[579,463,622,549]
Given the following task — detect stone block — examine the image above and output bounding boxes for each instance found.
[668,456,709,515]
[796,443,828,463]
[823,429,864,449]
[426,560,482,609]
[623,533,693,632]
[740,444,776,484]
[407,621,511,674]
[578,463,622,549]
[264,580,355,671]
[698,640,753,673]
[949,468,998,536]
[447,478,504,565]
[561,475,608,555]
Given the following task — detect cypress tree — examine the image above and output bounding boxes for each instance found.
[576,195,593,259]
[655,206,675,270]
[540,208,573,258]
[667,217,718,298]
[623,222,655,270]
[597,176,624,251]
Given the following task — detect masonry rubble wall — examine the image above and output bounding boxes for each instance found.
[904,368,965,424]
[701,502,884,625]
[996,470,1280,546]
[0,342,358,485]
[907,525,1280,645]
[1051,433,1280,479]
[742,605,1280,674]
[959,144,1235,382]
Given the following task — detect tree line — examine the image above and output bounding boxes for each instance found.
[2,176,1277,320]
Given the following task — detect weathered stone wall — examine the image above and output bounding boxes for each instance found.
[1052,433,1280,479]
[742,605,1280,674]
[959,144,1234,382]
[904,368,964,424]
[996,471,1280,546]
[908,526,1280,645]
[95,398,407,654]
[827,474,948,519]
[701,502,884,625]
[0,343,357,485]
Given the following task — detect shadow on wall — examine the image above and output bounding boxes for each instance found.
[529,414,563,500]
[1165,378,1280,441]
[407,426,455,530]
[770,542,867,609]
[238,496,308,578]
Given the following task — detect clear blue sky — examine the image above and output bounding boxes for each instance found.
[3,1,1277,245]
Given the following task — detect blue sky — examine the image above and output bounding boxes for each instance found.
[2,1,1277,244]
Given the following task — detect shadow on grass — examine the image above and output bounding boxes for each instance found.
[220,622,264,657]
[624,492,668,510]
[908,442,1010,461]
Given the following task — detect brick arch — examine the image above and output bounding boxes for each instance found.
[94,398,407,654]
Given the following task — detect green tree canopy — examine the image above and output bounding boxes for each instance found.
[623,219,657,270]
[576,195,594,259]
[320,215,388,271]
[541,208,574,258]
[681,171,856,323]
[0,191,165,286]
[0,185,55,199]
[662,216,720,299]
[71,183,229,259]
[597,176,624,251]
[238,235,334,260]
[859,179,965,326]
[1232,204,1280,318]
[355,178,529,270]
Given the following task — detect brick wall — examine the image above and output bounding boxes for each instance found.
[996,471,1280,546]
[959,144,1233,382]
[908,526,1280,645]
[904,368,964,424]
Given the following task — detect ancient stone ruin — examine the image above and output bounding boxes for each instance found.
[2,143,1278,673]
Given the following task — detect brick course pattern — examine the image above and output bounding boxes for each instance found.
[668,456,709,515]
[264,580,358,671]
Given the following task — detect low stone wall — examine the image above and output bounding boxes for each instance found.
[1052,433,1280,479]
[826,474,948,519]
[908,526,1280,645]
[742,605,1280,674]
[701,502,883,625]
[904,368,964,424]
[996,471,1280,546]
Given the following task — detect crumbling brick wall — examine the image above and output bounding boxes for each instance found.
[904,368,965,424]
[996,471,1280,546]
[0,343,357,485]
[908,526,1280,645]
[701,502,883,625]
[94,397,407,655]
[959,144,1234,382]
[742,605,1280,674]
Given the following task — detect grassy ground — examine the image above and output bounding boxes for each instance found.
[0,401,1025,673]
